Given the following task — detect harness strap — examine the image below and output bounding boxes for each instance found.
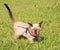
[18,26,27,29]
[27,28,39,37]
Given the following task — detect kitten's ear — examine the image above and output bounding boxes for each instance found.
[28,23,33,27]
[39,21,43,27]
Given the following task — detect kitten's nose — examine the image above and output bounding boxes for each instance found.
[35,30,37,34]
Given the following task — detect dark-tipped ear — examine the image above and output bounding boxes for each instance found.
[39,21,43,27]
[28,23,33,27]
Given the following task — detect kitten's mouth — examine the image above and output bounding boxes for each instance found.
[27,28,39,37]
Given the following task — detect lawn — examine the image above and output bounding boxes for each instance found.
[0,0,60,50]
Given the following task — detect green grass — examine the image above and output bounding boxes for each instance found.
[0,0,60,50]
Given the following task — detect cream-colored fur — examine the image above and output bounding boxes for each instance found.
[13,22,40,43]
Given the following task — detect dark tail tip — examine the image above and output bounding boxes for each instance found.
[4,3,8,8]
[4,3,7,6]
[4,3,6,6]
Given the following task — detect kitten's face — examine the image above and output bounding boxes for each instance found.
[28,21,43,35]
[30,24,40,34]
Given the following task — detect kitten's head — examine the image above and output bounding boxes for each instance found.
[28,21,43,37]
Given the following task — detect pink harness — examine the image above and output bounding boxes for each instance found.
[27,28,39,37]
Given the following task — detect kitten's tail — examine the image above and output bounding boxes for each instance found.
[4,3,15,23]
